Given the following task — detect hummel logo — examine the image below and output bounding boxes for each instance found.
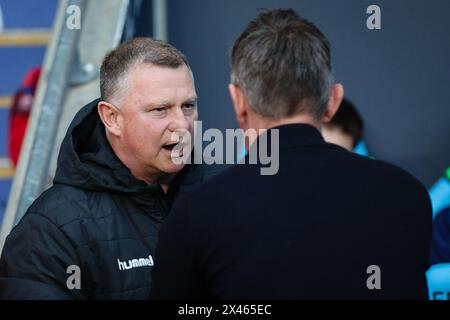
[117,255,154,271]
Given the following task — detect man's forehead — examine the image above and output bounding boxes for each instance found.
[132,63,192,84]
[123,64,196,103]
[131,62,192,79]
[148,95,198,105]
[134,87,197,106]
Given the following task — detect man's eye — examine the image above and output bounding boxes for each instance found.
[182,104,194,109]
[151,107,167,114]
[182,104,196,111]
[182,104,196,115]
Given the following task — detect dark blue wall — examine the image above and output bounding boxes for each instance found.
[168,0,450,187]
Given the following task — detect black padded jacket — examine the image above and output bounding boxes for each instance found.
[0,99,223,299]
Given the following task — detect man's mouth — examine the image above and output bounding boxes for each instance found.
[162,142,184,158]
[162,143,178,151]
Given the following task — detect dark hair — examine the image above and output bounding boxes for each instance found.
[327,98,364,147]
[100,37,189,102]
[231,9,333,119]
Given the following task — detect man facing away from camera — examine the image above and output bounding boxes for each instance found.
[0,38,223,299]
[150,9,432,299]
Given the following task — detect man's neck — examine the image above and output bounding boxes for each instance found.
[264,115,320,131]
[159,175,176,194]
[245,114,320,146]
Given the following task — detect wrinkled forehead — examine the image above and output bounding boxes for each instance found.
[121,63,197,107]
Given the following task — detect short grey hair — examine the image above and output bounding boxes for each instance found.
[100,37,190,103]
[230,9,334,119]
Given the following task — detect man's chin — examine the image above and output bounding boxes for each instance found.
[163,161,186,174]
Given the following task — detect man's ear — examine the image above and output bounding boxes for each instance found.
[98,101,122,136]
[322,84,344,123]
[228,83,248,129]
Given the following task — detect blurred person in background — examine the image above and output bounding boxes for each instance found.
[8,67,41,167]
[430,167,450,265]
[321,97,363,152]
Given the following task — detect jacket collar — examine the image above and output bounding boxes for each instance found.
[261,123,330,150]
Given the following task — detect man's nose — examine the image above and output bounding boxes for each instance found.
[168,107,190,132]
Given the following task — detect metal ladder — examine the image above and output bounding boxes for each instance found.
[0,0,130,251]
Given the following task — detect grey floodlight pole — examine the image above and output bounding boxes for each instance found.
[153,0,168,41]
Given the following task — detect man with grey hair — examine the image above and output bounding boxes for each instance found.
[0,37,221,299]
[150,9,431,299]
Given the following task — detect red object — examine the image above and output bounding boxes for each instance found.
[8,67,41,167]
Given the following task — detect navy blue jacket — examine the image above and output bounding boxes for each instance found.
[150,124,432,300]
